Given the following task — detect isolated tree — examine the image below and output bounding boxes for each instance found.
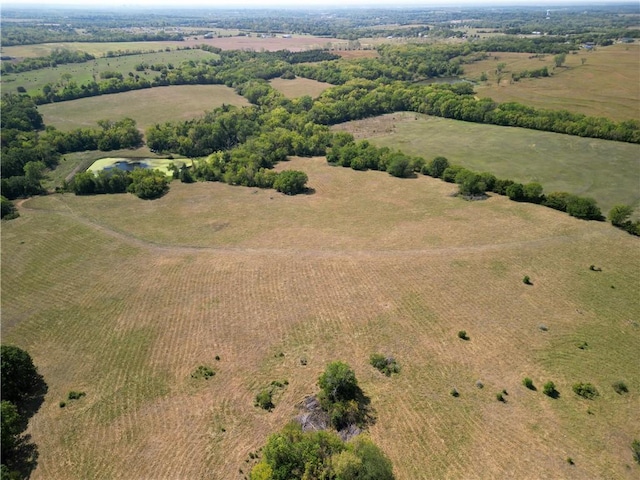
[554,53,567,68]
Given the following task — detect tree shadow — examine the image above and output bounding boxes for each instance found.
[16,373,48,432]
[5,434,40,479]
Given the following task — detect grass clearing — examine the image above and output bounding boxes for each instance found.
[467,44,640,122]
[2,156,638,479]
[269,77,333,99]
[335,112,640,216]
[38,85,250,132]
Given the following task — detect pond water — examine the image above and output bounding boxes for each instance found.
[103,161,150,172]
[88,157,191,176]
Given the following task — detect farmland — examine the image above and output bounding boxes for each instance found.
[337,113,640,216]
[2,4,640,480]
[39,85,250,132]
[468,44,640,123]
[2,157,639,479]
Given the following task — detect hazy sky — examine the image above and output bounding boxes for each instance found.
[4,0,632,8]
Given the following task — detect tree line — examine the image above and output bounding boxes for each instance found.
[1,48,95,75]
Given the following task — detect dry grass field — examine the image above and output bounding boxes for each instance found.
[467,44,640,122]
[269,78,333,99]
[39,85,250,132]
[336,113,640,217]
[2,157,639,479]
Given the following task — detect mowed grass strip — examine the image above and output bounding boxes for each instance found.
[2,157,638,479]
[38,84,250,132]
[468,44,640,122]
[336,113,640,215]
[269,77,333,99]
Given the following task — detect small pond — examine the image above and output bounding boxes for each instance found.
[88,158,192,176]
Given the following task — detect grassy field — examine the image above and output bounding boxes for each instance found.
[269,77,333,99]
[466,44,640,122]
[336,113,640,216]
[0,49,218,97]
[38,84,250,133]
[2,156,639,479]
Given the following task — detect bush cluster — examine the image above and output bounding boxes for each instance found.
[572,382,599,399]
[191,365,215,380]
[369,353,400,376]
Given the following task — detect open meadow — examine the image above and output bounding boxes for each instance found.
[2,157,639,479]
[467,44,640,122]
[269,77,332,99]
[38,85,250,132]
[336,112,640,216]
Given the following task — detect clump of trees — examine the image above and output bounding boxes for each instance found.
[318,361,370,430]
[1,345,47,479]
[250,423,394,480]
[72,167,169,200]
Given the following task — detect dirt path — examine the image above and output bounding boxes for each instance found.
[16,196,607,260]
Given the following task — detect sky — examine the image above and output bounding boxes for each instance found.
[3,0,634,8]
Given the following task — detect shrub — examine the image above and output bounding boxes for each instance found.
[255,389,274,411]
[572,382,598,399]
[496,392,505,402]
[127,168,169,200]
[273,170,308,195]
[0,196,19,220]
[67,391,86,400]
[59,401,66,408]
[450,388,459,397]
[475,380,484,389]
[565,195,602,220]
[523,275,532,285]
[612,381,628,394]
[427,156,449,178]
[543,381,558,398]
[522,377,535,390]
[457,330,469,340]
[215,355,220,361]
[632,439,640,465]
[566,457,574,465]
[369,353,400,376]
[191,365,215,380]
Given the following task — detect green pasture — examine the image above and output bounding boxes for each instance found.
[38,84,250,132]
[1,48,218,96]
[357,113,640,215]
